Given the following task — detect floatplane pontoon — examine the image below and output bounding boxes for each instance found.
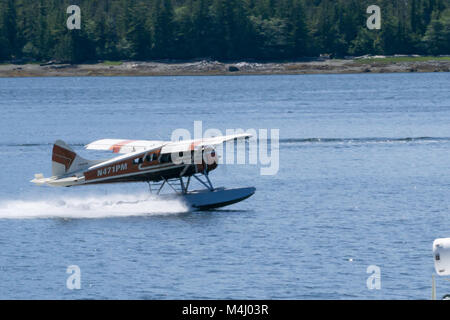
[31,134,255,210]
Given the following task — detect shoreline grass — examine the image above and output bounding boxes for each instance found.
[356,56,450,64]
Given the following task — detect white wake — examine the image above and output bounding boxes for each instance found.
[0,193,189,219]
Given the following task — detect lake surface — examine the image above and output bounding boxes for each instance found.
[0,73,449,299]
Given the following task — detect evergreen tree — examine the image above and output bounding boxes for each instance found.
[125,1,152,60]
[422,8,450,54]
[3,0,18,59]
[191,0,214,58]
[151,0,175,59]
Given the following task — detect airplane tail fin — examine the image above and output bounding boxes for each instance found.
[52,140,90,177]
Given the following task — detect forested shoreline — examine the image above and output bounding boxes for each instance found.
[0,0,449,63]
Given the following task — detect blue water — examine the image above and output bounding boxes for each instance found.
[0,73,449,299]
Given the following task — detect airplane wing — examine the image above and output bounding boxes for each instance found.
[160,133,252,154]
[85,133,252,154]
[85,139,165,154]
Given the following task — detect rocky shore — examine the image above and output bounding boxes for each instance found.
[1,57,449,77]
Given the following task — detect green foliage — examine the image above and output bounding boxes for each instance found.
[422,8,450,54]
[0,0,448,63]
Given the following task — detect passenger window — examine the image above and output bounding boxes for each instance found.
[159,153,172,163]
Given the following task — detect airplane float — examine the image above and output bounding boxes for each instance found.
[31,134,255,210]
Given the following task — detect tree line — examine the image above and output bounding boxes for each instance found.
[0,0,449,63]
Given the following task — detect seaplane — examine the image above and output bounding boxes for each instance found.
[31,134,256,210]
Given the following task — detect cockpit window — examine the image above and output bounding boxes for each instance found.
[144,153,158,162]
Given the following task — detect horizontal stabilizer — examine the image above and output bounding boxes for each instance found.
[31,175,85,187]
[34,173,44,180]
